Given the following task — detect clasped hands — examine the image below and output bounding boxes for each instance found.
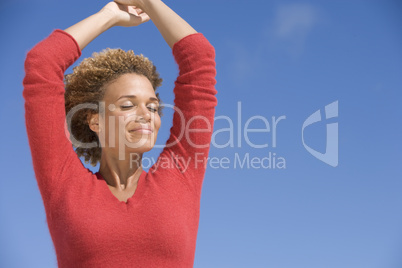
[100,0,155,27]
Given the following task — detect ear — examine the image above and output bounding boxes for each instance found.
[87,113,100,134]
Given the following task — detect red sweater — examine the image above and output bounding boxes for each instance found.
[23,29,217,267]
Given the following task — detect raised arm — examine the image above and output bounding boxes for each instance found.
[23,2,150,202]
[114,1,218,192]
[114,0,197,48]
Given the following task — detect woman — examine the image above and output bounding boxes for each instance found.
[23,0,217,267]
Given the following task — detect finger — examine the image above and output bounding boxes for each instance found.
[126,6,138,14]
[139,13,150,22]
[127,6,145,16]
[135,8,144,14]
[129,12,150,24]
[114,0,131,5]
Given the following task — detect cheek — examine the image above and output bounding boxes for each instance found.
[107,111,135,124]
[101,112,128,135]
[154,116,162,131]
[123,111,137,121]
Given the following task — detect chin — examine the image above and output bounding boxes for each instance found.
[126,138,156,153]
[131,145,154,153]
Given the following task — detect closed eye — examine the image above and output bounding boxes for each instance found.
[148,107,158,113]
[121,105,134,109]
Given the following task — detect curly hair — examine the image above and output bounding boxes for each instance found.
[64,48,163,166]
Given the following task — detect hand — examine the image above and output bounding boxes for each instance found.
[113,0,148,10]
[100,1,150,27]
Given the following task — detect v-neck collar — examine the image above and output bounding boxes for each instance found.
[95,170,147,206]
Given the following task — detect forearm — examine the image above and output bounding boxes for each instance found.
[64,9,115,50]
[140,0,197,48]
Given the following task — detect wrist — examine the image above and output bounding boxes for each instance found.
[139,0,160,13]
[97,7,120,29]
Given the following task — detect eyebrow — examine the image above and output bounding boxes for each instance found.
[116,95,159,103]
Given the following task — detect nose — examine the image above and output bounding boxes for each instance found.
[135,104,151,123]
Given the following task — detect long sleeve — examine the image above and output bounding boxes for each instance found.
[23,30,85,204]
[22,30,216,268]
[151,33,217,194]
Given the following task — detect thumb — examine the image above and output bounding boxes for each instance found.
[130,12,150,24]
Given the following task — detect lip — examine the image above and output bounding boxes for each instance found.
[129,125,153,133]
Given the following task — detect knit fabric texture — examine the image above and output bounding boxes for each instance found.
[23,29,217,268]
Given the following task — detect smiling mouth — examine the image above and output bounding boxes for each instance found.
[129,128,153,134]
[129,124,153,134]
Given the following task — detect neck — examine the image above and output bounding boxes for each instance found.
[98,150,143,190]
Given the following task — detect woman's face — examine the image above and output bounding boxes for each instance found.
[95,73,161,158]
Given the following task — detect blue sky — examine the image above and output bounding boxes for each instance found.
[1,0,401,267]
